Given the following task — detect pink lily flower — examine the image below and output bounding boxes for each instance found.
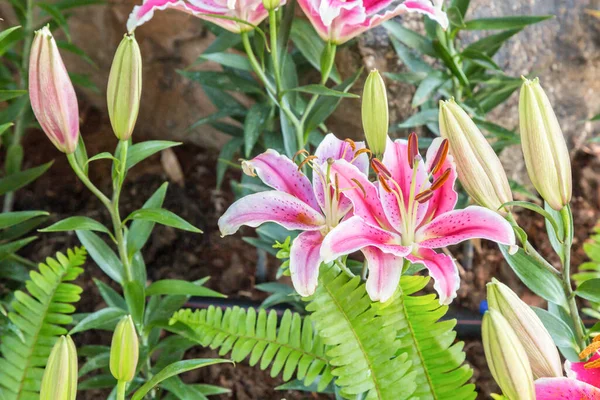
[297,0,449,44]
[127,0,282,33]
[535,351,600,398]
[320,135,516,304]
[218,134,369,297]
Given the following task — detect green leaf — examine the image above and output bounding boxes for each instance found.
[244,103,271,157]
[125,208,202,233]
[132,359,231,400]
[93,278,127,310]
[197,52,252,70]
[76,230,123,284]
[217,137,243,189]
[461,49,501,71]
[37,3,71,41]
[304,68,363,135]
[591,113,600,122]
[385,71,427,85]
[86,152,118,165]
[544,203,567,262]
[69,72,100,93]
[393,109,439,131]
[127,183,169,256]
[390,38,434,74]
[531,307,577,348]
[124,280,145,325]
[412,74,446,107]
[433,40,469,88]
[0,161,53,196]
[289,85,360,98]
[464,29,522,57]
[70,307,127,334]
[41,216,111,235]
[383,21,436,57]
[290,20,341,84]
[178,70,263,95]
[576,279,600,303]
[499,245,566,306]
[0,211,48,230]
[57,40,97,68]
[463,15,554,30]
[0,123,13,136]
[0,26,21,46]
[126,141,181,170]
[146,279,225,298]
[0,90,27,102]
[451,0,471,18]
[500,201,561,238]
[0,237,37,260]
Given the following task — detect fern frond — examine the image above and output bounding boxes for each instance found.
[306,264,416,400]
[0,247,86,400]
[169,306,332,389]
[375,275,477,400]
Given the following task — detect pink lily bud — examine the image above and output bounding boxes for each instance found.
[29,26,79,154]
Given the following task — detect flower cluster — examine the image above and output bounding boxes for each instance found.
[126,0,447,44]
[219,132,515,304]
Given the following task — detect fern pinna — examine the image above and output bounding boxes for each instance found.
[0,247,86,400]
[169,306,333,389]
[376,275,477,400]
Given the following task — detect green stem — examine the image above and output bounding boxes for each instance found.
[116,380,127,400]
[241,31,276,97]
[3,0,35,212]
[66,153,112,209]
[111,140,133,282]
[559,206,586,350]
[268,10,282,93]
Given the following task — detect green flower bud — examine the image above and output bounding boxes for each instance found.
[519,78,572,211]
[483,310,535,400]
[439,99,513,214]
[107,33,142,140]
[362,70,389,157]
[40,336,78,400]
[487,279,562,379]
[110,315,139,382]
[262,0,281,10]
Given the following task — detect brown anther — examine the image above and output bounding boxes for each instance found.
[430,139,449,175]
[371,158,392,178]
[378,176,392,193]
[297,155,318,171]
[344,138,357,151]
[354,148,373,159]
[335,174,341,202]
[430,168,451,191]
[293,148,310,162]
[351,178,367,198]
[407,132,419,169]
[580,341,600,360]
[584,358,600,370]
[415,189,434,204]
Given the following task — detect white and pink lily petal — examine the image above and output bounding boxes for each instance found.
[535,378,600,399]
[218,134,369,298]
[320,136,515,304]
[127,0,279,33]
[565,354,600,390]
[297,0,448,44]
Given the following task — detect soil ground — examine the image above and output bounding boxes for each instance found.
[11,105,600,399]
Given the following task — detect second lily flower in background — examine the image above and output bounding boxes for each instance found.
[218,134,369,297]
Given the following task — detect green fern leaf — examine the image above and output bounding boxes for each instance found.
[375,275,477,400]
[0,247,86,400]
[169,306,332,389]
[306,264,416,400]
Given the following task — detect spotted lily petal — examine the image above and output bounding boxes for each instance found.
[535,377,600,399]
[290,231,324,297]
[565,355,600,389]
[242,149,320,212]
[407,247,459,305]
[218,191,325,236]
[320,216,411,262]
[415,206,516,249]
[421,137,458,224]
[363,246,403,302]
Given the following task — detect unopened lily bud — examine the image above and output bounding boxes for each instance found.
[483,310,535,400]
[29,26,79,154]
[262,0,281,10]
[519,78,572,211]
[362,70,388,157]
[439,99,513,213]
[110,315,139,382]
[487,279,562,379]
[40,336,78,400]
[107,33,142,140]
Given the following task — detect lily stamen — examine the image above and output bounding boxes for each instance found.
[431,168,452,191]
[353,148,372,162]
[430,138,449,175]
[293,148,310,162]
[407,132,419,169]
[371,158,392,178]
[378,176,392,193]
[297,155,318,171]
[345,138,357,151]
[415,189,434,204]
[351,178,367,198]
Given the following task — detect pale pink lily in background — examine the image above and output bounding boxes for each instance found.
[297,0,448,44]
[320,136,516,304]
[535,355,600,399]
[127,0,283,33]
[29,26,79,154]
[218,134,369,297]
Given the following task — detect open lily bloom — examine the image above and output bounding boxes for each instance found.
[320,135,516,304]
[297,0,448,44]
[127,0,280,33]
[218,134,368,297]
[536,347,600,398]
